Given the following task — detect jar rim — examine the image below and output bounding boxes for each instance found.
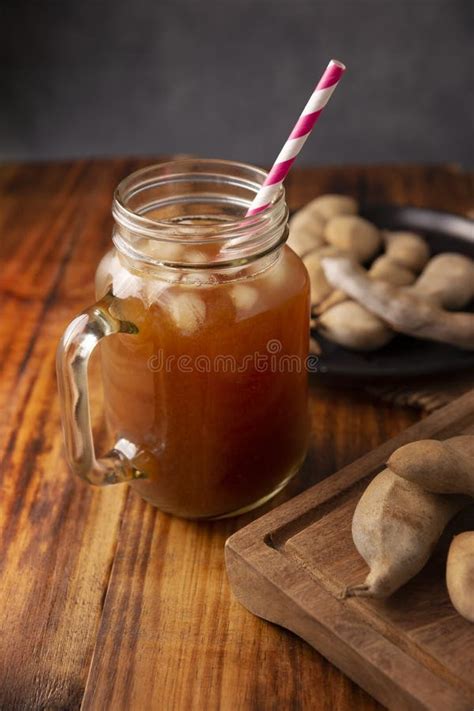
[112,157,287,243]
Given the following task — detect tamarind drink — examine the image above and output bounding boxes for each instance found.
[57,160,311,520]
[96,244,310,519]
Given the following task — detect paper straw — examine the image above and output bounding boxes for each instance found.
[246,59,346,216]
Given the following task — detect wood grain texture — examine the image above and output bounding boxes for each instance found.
[0,161,472,710]
[226,392,474,711]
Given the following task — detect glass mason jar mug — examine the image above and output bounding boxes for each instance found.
[57,159,310,519]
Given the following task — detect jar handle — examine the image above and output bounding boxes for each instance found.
[56,293,144,486]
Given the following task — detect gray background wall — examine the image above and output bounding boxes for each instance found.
[1,0,473,166]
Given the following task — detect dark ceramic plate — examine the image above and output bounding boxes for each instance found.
[312,205,474,380]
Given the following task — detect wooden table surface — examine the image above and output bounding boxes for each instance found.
[1,160,472,711]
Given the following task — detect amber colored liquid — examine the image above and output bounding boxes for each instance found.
[97,246,310,518]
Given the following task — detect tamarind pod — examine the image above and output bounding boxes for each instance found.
[317,301,393,351]
[315,254,417,315]
[413,253,474,309]
[369,254,416,286]
[383,231,430,272]
[303,246,343,305]
[288,209,326,257]
[446,531,474,623]
[321,255,474,350]
[288,193,360,258]
[324,215,382,263]
[315,288,348,314]
[303,194,358,221]
[388,435,474,497]
[346,468,466,598]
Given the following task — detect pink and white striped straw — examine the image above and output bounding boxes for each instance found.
[246,59,346,216]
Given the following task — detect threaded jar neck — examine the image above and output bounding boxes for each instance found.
[112,158,288,270]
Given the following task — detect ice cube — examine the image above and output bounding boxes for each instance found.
[230,284,259,312]
[180,271,216,286]
[185,249,207,264]
[95,249,116,296]
[109,252,170,307]
[112,259,143,301]
[262,251,292,290]
[145,278,170,306]
[141,240,185,263]
[167,292,206,335]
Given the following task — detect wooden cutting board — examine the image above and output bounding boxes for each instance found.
[226,390,474,711]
